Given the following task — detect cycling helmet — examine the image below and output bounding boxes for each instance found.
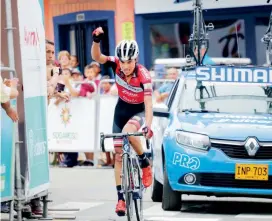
[115,40,139,61]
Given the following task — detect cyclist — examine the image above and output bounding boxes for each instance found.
[91,27,153,216]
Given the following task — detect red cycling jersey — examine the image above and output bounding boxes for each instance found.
[107,56,152,104]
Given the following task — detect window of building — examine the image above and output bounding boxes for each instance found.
[255,17,270,65]
[204,19,246,58]
[150,22,191,63]
[149,19,247,63]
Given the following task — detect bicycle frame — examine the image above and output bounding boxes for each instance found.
[100,132,150,191]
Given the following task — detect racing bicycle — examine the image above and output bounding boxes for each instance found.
[100,132,150,221]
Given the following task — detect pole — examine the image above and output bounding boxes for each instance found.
[5,0,24,221]
[5,0,15,76]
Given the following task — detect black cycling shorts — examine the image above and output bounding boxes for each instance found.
[113,98,145,139]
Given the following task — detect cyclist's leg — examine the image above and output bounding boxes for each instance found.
[122,112,152,188]
[112,121,126,216]
[122,113,144,155]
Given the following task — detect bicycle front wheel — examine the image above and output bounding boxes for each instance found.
[122,154,134,221]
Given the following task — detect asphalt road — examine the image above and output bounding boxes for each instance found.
[2,167,272,221]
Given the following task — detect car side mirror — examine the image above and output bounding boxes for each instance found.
[153,107,170,118]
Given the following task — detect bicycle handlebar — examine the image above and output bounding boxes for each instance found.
[100,132,150,152]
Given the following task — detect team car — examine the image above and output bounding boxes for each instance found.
[150,58,272,211]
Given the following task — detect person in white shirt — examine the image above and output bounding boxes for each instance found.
[1,75,19,122]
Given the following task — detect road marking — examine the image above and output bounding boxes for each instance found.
[145,218,221,221]
[49,202,104,215]
[143,203,179,216]
[235,214,272,219]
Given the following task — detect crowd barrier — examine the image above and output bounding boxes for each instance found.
[47,78,175,167]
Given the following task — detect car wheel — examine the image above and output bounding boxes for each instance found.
[151,177,163,202]
[162,168,181,211]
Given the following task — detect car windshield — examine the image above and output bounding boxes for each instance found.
[179,78,272,114]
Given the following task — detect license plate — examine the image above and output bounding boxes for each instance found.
[235,164,269,181]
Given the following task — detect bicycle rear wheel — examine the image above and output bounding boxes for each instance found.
[133,160,143,221]
[122,154,134,221]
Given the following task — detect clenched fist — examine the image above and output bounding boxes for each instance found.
[92,27,104,43]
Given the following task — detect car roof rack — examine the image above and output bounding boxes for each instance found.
[154,57,251,68]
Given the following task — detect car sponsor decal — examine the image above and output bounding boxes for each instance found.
[172,152,200,170]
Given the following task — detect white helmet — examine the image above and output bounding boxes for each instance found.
[115,40,139,61]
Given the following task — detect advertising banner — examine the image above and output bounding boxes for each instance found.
[17,0,49,197]
[47,98,96,152]
[0,101,16,202]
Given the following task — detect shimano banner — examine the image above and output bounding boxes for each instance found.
[196,66,272,84]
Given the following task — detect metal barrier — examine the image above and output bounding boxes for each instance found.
[94,79,117,167]
[47,78,176,168]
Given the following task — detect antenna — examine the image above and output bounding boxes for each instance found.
[189,0,214,66]
[261,10,272,66]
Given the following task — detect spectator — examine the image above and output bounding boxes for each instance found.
[154,67,178,103]
[70,55,81,73]
[58,50,71,69]
[109,83,118,96]
[47,66,62,103]
[100,75,112,94]
[89,61,102,86]
[46,39,55,68]
[61,68,80,97]
[71,68,83,81]
[54,52,80,102]
[54,68,80,106]
[2,77,19,99]
[0,75,19,122]
[45,40,65,104]
[80,65,97,99]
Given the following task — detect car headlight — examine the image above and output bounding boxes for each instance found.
[176,131,210,151]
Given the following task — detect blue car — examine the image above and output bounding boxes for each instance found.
[151,65,272,211]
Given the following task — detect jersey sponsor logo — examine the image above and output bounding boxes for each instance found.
[196,66,272,84]
[116,74,143,93]
[120,95,140,104]
[122,89,138,97]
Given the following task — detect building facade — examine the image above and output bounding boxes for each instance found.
[44,0,135,72]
